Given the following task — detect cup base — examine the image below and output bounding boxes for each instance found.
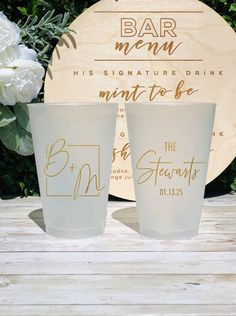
[46,225,104,239]
[140,228,199,240]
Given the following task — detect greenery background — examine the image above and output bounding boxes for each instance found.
[0,0,236,198]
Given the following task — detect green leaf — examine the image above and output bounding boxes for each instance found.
[0,105,16,127]
[15,125,34,156]
[229,3,236,12]
[19,10,73,67]
[17,7,28,16]
[230,180,236,192]
[0,120,34,156]
[36,0,52,10]
[19,181,25,191]
[14,103,31,133]
[0,121,19,151]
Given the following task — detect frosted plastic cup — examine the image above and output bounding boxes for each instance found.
[28,103,118,239]
[126,102,216,240]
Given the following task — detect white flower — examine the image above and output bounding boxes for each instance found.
[0,59,44,105]
[17,44,37,61]
[0,12,21,53]
[0,68,16,105]
[0,46,18,67]
[0,44,37,67]
[0,13,45,106]
[11,59,44,104]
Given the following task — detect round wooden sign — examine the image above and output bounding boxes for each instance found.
[44,0,236,200]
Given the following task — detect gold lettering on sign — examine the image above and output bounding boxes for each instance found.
[113,143,131,163]
[149,84,172,99]
[99,81,198,101]
[175,80,198,99]
[160,18,177,37]
[117,17,181,56]
[115,40,182,56]
[121,18,137,37]
[99,85,146,101]
[138,18,159,37]
[121,18,177,38]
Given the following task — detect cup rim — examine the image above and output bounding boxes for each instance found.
[28,102,118,108]
[125,102,216,108]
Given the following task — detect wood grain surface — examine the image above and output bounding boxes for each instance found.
[0,195,236,315]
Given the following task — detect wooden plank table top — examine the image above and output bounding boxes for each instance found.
[0,195,236,315]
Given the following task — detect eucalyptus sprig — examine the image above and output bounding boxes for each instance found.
[18,10,71,67]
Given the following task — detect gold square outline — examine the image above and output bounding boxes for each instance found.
[45,144,101,198]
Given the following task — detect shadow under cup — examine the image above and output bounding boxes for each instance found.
[28,103,118,239]
[126,102,216,240]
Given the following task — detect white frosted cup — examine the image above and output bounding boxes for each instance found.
[126,102,216,240]
[28,103,118,239]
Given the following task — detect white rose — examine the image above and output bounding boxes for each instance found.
[0,46,18,67]
[0,68,16,105]
[0,44,37,67]
[17,44,37,61]
[0,13,45,106]
[10,59,45,104]
[0,60,45,105]
[0,12,21,52]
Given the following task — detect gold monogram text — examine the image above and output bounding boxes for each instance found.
[44,139,104,199]
[136,150,205,186]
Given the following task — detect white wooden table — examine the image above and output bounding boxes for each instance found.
[0,195,236,315]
